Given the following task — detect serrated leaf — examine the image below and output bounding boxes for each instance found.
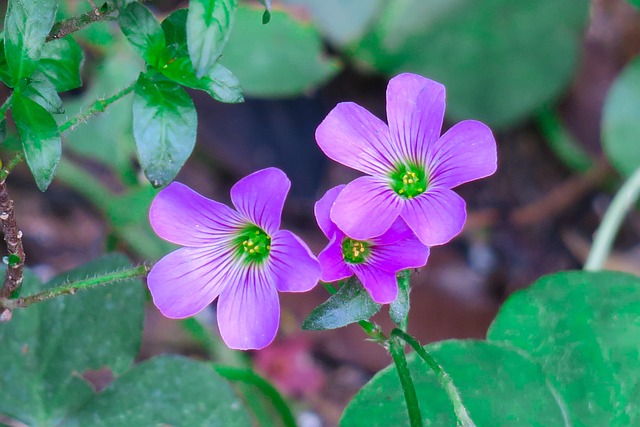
[3,0,57,82]
[12,95,61,191]
[65,356,251,426]
[341,340,569,426]
[132,73,197,187]
[222,5,340,97]
[0,254,145,426]
[349,0,589,128]
[389,270,410,327]
[488,270,640,425]
[38,36,84,92]
[119,3,167,68]
[302,277,381,330]
[162,8,188,58]
[23,72,64,113]
[602,57,640,177]
[187,0,237,78]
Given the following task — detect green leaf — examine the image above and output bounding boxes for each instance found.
[302,277,381,330]
[280,0,384,46]
[349,0,589,129]
[0,254,145,426]
[222,5,340,97]
[341,340,569,426]
[213,365,297,427]
[3,0,57,82]
[602,57,640,177]
[162,8,189,58]
[389,270,410,327]
[22,72,64,114]
[65,356,252,426]
[628,0,640,8]
[38,36,84,92]
[488,270,640,426]
[187,0,237,78]
[119,3,167,68]
[12,94,61,191]
[0,40,13,87]
[132,73,197,187]
[161,57,243,103]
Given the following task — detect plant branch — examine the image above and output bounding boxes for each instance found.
[0,264,150,311]
[585,165,640,270]
[392,329,476,427]
[46,2,118,42]
[389,335,423,427]
[59,83,136,134]
[0,181,25,301]
[0,93,13,119]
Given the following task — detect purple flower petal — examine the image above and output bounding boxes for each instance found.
[217,266,280,350]
[386,73,446,165]
[331,176,403,240]
[371,217,417,246]
[351,264,398,304]
[268,230,321,293]
[369,235,430,272]
[317,235,352,282]
[427,120,497,189]
[315,102,397,175]
[231,168,290,235]
[401,188,467,246]
[147,245,237,318]
[150,182,245,247]
[314,185,345,239]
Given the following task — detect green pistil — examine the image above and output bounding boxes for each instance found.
[235,225,271,265]
[389,163,427,199]
[342,238,371,264]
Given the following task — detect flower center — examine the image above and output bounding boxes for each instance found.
[235,225,271,264]
[389,163,427,199]
[341,238,371,264]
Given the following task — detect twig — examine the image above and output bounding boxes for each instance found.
[0,181,25,300]
[46,2,117,42]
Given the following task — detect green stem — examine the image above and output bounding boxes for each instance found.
[537,105,593,173]
[0,152,25,183]
[59,83,136,134]
[389,335,423,427]
[585,165,640,270]
[0,93,13,119]
[0,264,150,310]
[392,329,476,427]
[212,365,297,427]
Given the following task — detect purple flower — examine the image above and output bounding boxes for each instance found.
[316,73,497,245]
[315,185,429,304]
[147,168,321,350]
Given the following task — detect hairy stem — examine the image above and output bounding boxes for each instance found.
[47,2,118,42]
[0,264,150,310]
[585,165,640,270]
[59,83,136,134]
[389,335,423,427]
[0,181,25,300]
[392,329,476,427]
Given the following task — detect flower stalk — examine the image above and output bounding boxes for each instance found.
[392,329,476,427]
[389,334,423,427]
[0,264,151,311]
[585,165,640,271]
